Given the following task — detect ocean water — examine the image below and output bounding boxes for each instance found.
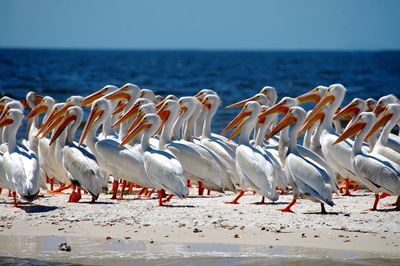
[1,49,400,133]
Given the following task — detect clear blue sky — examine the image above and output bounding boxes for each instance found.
[1,0,399,50]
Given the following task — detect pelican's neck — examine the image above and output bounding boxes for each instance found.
[353,125,373,155]
[202,106,216,139]
[378,115,399,146]
[278,127,289,162]
[102,102,118,137]
[87,112,107,151]
[4,121,21,153]
[184,104,201,141]
[255,116,275,146]
[172,109,192,140]
[140,127,154,152]
[288,122,301,153]
[67,116,82,145]
[195,108,207,137]
[239,112,258,146]
[159,109,179,149]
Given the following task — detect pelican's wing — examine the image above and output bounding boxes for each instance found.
[355,153,400,195]
[286,153,334,206]
[143,150,188,198]
[236,145,278,201]
[62,145,104,197]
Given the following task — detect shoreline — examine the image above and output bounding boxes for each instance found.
[0,188,399,262]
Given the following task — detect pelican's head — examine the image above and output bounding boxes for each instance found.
[333,98,366,120]
[0,96,14,112]
[266,106,306,140]
[0,108,24,128]
[155,95,164,104]
[259,97,298,119]
[365,98,377,112]
[49,106,82,145]
[201,94,221,111]
[296,85,328,104]
[373,94,398,115]
[140,89,156,102]
[304,84,346,125]
[36,102,66,138]
[157,99,179,124]
[177,96,200,116]
[82,85,119,107]
[120,114,161,146]
[106,83,140,103]
[25,91,44,109]
[194,89,218,101]
[155,94,178,110]
[333,112,376,145]
[366,103,400,140]
[222,101,260,139]
[225,93,269,109]
[260,86,278,105]
[26,96,56,119]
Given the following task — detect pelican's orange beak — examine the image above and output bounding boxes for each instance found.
[35,107,65,138]
[266,113,297,140]
[49,114,77,145]
[111,101,127,116]
[225,95,258,109]
[156,106,170,133]
[179,105,188,115]
[304,93,335,125]
[105,87,131,102]
[221,108,251,135]
[298,111,325,137]
[0,112,13,128]
[259,102,289,119]
[372,102,385,115]
[333,101,360,120]
[39,115,64,139]
[82,87,108,106]
[26,100,48,119]
[79,105,103,146]
[365,111,392,140]
[333,118,366,145]
[112,102,141,128]
[296,88,322,103]
[120,118,151,146]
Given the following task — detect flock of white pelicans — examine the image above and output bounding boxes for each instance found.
[0,83,399,214]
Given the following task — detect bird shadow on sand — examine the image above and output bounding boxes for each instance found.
[160,204,196,208]
[79,201,114,205]
[19,204,58,213]
[250,201,290,206]
[302,211,343,215]
[376,208,400,213]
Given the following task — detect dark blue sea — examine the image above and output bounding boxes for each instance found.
[0,49,399,132]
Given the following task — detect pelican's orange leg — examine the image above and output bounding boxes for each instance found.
[119,180,127,199]
[12,192,19,208]
[111,180,119,199]
[198,181,204,196]
[280,198,297,213]
[225,191,244,204]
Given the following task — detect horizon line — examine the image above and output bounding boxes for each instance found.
[1,46,400,53]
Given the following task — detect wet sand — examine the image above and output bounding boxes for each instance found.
[0,187,399,264]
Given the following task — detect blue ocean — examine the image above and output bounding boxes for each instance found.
[0,49,399,132]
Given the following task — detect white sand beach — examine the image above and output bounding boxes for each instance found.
[0,186,399,263]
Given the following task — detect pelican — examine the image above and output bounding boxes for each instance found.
[303,84,362,196]
[266,106,335,213]
[121,113,188,205]
[24,91,44,153]
[222,101,280,204]
[334,98,367,132]
[49,106,108,202]
[334,112,400,210]
[0,109,40,207]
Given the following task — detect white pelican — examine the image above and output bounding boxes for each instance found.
[303,84,362,196]
[222,101,280,204]
[49,106,108,202]
[121,113,188,206]
[0,109,40,207]
[334,112,400,210]
[266,106,335,213]
[365,98,377,112]
[334,98,367,132]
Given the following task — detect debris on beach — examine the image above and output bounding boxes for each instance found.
[58,242,71,252]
